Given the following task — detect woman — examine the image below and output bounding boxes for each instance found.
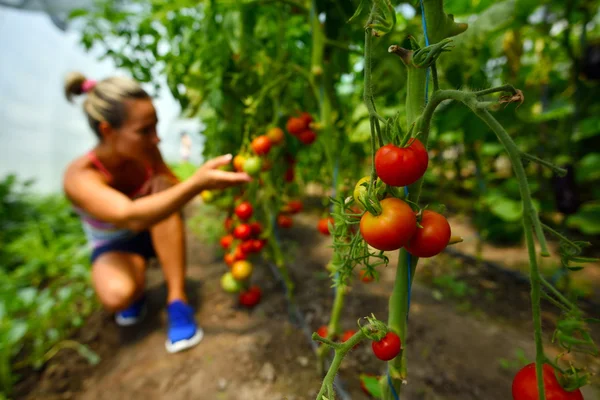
[62,72,251,353]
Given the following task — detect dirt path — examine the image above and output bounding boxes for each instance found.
[16,207,600,400]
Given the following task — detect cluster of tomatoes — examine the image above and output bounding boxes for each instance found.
[357,138,452,258]
[316,325,402,361]
[286,111,318,145]
[219,201,266,308]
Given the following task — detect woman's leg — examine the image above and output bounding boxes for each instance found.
[92,252,146,312]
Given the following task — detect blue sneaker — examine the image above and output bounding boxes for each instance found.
[165,300,204,353]
[115,297,146,326]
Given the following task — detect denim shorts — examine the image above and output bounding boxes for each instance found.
[90,231,156,264]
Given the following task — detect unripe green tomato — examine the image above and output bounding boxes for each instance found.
[353,176,386,207]
[243,157,263,176]
[221,272,243,293]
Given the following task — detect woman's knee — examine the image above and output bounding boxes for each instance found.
[96,277,139,311]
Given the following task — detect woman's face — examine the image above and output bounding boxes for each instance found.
[105,98,160,163]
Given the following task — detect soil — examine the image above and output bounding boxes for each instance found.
[12,201,600,400]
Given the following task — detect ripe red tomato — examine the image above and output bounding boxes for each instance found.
[299,111,313,125]
[374,138,429,187]
[277,214,293,228]
[286,117,307,135]
[360,198,417,251]
[251,239,265,253]
[286,200,303,214]
[371,331,401,361]
[341,330,359,349]
[249,222,262,236]
[298,130,316,145]
[233,245,247,261]
[234,202,253,220]
[316,325,329,338]
[224,217,234,232]
[240,240,254,254]
[220,234,234,250]
[405,210,451,258]
[233,224,252,240]
[317,217,334,235]
[251,135,272,156]
[266,127,284,145]
[512,363,583,400]
[239,286,262,308]
[359,269,374,283]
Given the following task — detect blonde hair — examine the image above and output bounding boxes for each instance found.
[64,72,149,139]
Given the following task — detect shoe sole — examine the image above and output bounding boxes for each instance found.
[115,305,147,327]
[165,328,204,354]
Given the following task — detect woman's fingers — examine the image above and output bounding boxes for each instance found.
[203,154,233,170]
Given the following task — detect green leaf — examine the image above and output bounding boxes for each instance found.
[7,321,28,346]
[577,153,600,183]
[348,0,368,23]
[360,373,382,398]
[573,117,600,142]
[566,202,600,235]
[485,194,523,222]
[566,266,585,271]
[68,8,89,19]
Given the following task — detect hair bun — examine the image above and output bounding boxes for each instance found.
[64,71,87,102]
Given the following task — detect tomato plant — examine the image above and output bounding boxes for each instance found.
[360,198,417,251]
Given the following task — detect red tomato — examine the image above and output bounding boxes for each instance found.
[240,240,254,254]
[299,111,313,125]
[234,202,253,220]
[266,127,284,145]
[239,286,262,308]
[224,217,234,232]
[233,224,252,240]
[251,239,265,252]
[360,198,417,251]
[371,332,401,361]
[405,210,451,258]
[286,117,307,135]
[359,269,374,283]
[224,253,235,266]
[220,234,234,250]
[286,200,303,214]
[317,217,334,236]
[316,325,329,338]
[298,130,316,145]
[341,330,359,350]
[512,363,583,400]
[374,139,429,187]
[233,246,247,261]
[249,222,262,236]
[277,214,293,228]
[284,167,295,182]
[251,135,272,156]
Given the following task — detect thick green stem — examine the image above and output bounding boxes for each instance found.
[406,66,427,127]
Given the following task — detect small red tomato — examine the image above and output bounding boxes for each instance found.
[224,217,234,232]
[341,330,359,350]
[405,210,451,258]
[239,286,262,308]
[251,135,272,156]
[234,202,253,220]
[316,325,329,338]
[286,117,307,135]
[251,239,265,252]
[360,198,417,251]
[371,332,401,361]
[233,224,252,240]
[220,234,234,250]
[224,253,235,266]
[249,222,262,236]
[317,217,334,235]
[375,138,429,187]
[512,363,583,400]
[266,127,284,145]
[286,200,303,214]
[277,214,293,228]
[233,246,247,261]
[284,167,295,182]
[298,130,317,145]
[240,240,254,254]
[359,269,374,283]
[299,111,313,125]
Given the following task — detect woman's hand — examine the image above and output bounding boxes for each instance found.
[191,154,252,191]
